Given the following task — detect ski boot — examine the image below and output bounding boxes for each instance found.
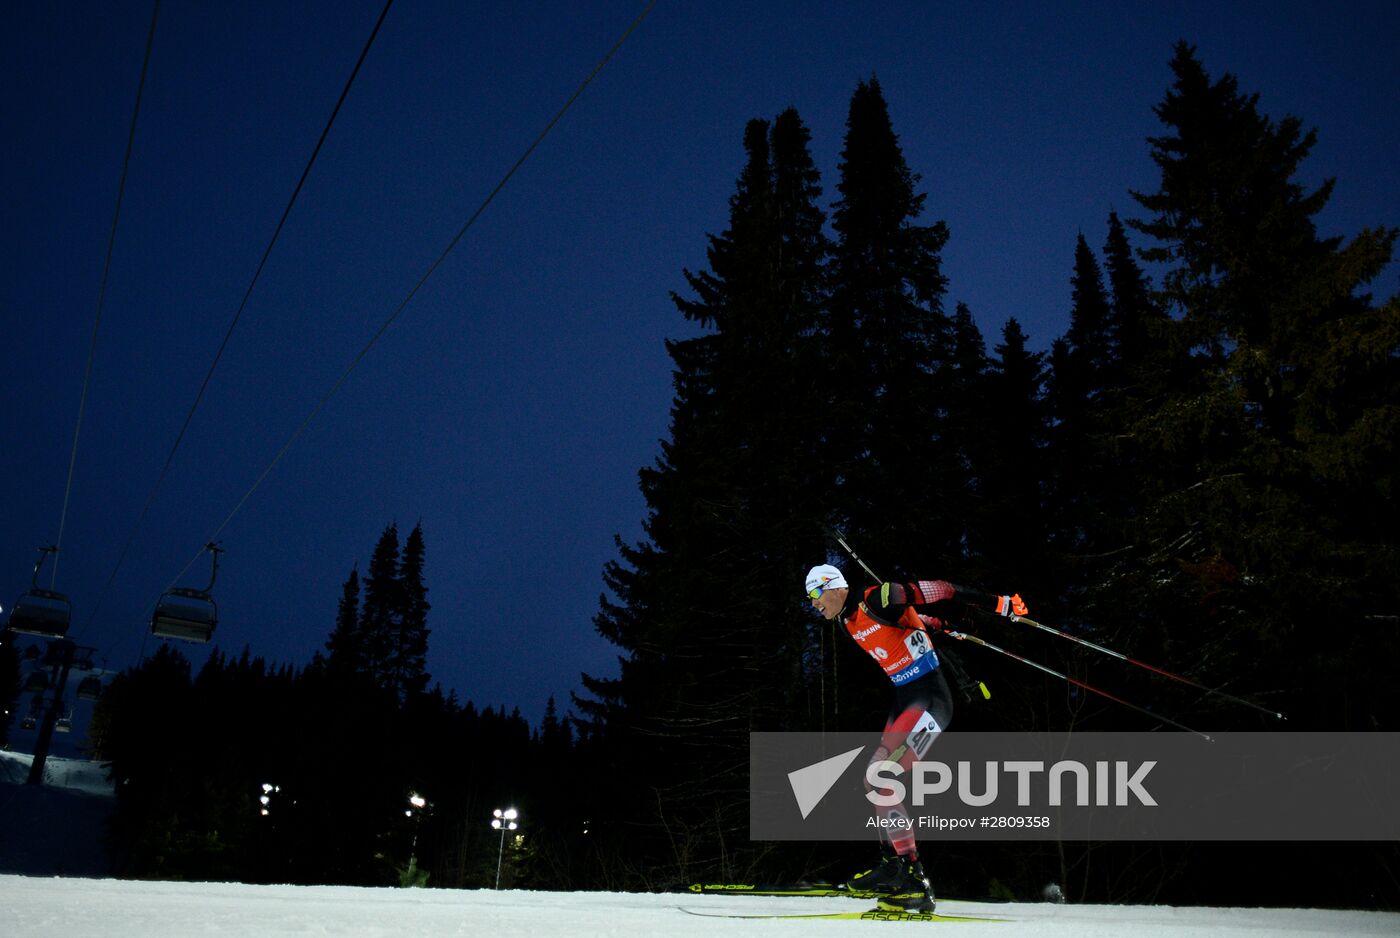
[844,847,902,895]
[870,856,937,914]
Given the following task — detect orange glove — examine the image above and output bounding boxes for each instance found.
[995,594,1029,617]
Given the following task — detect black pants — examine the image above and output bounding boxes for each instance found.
[865,667,954,857]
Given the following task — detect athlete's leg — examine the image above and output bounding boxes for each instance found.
[866,670,954,858]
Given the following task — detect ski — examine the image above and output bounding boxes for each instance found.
[686,882,1011,903]
[686,881,869,898]
[679,906,1004,922]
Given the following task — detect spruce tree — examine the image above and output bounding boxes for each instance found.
[1065,233,1114,384]
[944,302,991,564]
[1121,43,1399,728]
[977,319,1049,594]
[828,77,957,575]
[1086,212,1175,554]
[1102,210,1166,390]
[584,109,833,882]
[1045,235,1115,554]
[391,522,432,704]
[359,523,402,690]
[322,522,431,704]
[325,565,363,680]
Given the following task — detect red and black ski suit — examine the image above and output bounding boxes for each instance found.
[839,579,1004,858]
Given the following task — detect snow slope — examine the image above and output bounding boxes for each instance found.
[2,876,1396,938]
[0,758,1394,936]
[0,750,114,795]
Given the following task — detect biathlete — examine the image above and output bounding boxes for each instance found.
[804,562,1027,913]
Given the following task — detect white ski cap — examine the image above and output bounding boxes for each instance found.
[805,564,848,596]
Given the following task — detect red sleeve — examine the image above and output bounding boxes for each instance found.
[911,580,956,604]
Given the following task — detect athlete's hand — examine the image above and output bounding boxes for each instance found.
[877,582,908,610]
[917,614,947,634]
[995,594,1028,617]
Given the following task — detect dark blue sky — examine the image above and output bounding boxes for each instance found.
[4,1,1398,729]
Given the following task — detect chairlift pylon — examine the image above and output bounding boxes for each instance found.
[6,547,72,639]
[151,543,222,643]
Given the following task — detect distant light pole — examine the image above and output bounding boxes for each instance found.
[407,793,428,856]
[400,792,430,886]
[490,807,518,889]
[258,782,280,817]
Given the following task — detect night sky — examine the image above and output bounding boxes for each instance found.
[4,1,1398,731]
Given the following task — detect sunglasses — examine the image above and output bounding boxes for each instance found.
[807,583,835,600]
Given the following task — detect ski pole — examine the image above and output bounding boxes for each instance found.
[825,526,1213,739]
[943,628,1214,741]
[1006,613,1285,721]
[825,526,880,584]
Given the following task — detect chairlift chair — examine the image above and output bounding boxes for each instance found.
[55,711,73,733]
[23,670,50,693]
[6,547,72,639]
[21,695,42,731]
[77,675,103,701]
[151,544,222,643]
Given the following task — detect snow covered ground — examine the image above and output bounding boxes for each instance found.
[3,875,1396,938]
[2,755,1395,935]
[0,750,114,795]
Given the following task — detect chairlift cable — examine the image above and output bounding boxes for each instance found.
[50,0,161,588]
[166,0,658,586]
[86,0,397,633]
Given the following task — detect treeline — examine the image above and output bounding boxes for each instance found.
[577,44,1399,904]
[89,522,616,889]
